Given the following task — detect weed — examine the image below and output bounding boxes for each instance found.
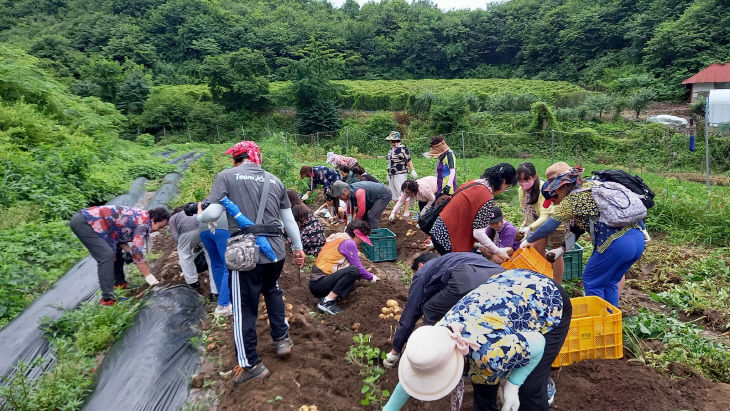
[396,261,414,285]
[267,395,283,403]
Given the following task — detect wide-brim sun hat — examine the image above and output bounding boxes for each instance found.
[385,131,402,141]
[425,140,450,158]
[398,325,464,401]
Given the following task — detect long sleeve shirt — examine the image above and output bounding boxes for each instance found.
[392,252,497,353]
[81,205,150,264]
[486,220,520,251]
[390,176,438,216]
[309,166,341,192]
[168,211,201,243]
[518,186,554,230]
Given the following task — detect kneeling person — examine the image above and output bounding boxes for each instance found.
[384,251,505,368]
[309,220,380,315]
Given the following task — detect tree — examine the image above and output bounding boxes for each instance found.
[626,88,657,119]
[430,95,468,134]
[584,94,613,120]
[289,38,345,134]
[200,48,270,112]
[117,69,150,114]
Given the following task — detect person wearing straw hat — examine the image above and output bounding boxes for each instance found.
[383,269,572,411]
[385,131,417,203]
[522,162,647,307]
[425,136,457,194]
[331,179,391,229]
[309,220,380,315]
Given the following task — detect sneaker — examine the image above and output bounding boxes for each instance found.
[114,282,128,290]
[188,281,200,289]
[317,298,342,315]
[214,304,233,317]
[100,298,116,306]
[233,363,270,385]
[547,377,556,407]
[209,293,218,302]
[274,337,293,356]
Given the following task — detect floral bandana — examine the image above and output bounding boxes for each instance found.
[225,141,262,165]
[542,166,583,207]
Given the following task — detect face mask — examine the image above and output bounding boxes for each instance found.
[519,179,535,191]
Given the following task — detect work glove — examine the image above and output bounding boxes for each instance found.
[410,169,418,179]
[442,185,451,195]
[383,352,400,368]
[546,247,565,263]
[495,248,510,262]
[641,228,651,244]
[301,193,309,201]
[516,226,531,242]
[520,240,530,249]
[388,213,396,221]
[403,211,410,218]
[501,380,520,411]
[145,274,160,286]
[370,274,380,283]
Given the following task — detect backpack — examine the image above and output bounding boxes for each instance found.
[591,169,655,209]
[589,180,647,227]
[417,181,484,234]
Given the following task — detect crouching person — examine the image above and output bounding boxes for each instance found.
[309,220,380,315]
[383,269,572,411]
[384,251,505,368]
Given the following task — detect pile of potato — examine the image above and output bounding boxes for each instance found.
[257,296,294,324]
[405,229,417,237]
[379,299,402,321]
[299,405,318,411]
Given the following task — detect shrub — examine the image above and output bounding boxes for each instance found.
[136,133,155,146]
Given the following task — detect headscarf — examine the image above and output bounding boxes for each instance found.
[542,166,584,207]
[225,141,262,165]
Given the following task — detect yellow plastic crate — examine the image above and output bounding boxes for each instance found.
[501,246,553,279]
[552,296,623,367]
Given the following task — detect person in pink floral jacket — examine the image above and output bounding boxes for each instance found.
[70,205,169,305]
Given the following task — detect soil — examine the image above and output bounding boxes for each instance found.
[146,210,730,411]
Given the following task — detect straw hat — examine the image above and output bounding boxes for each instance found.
[425,141,450,158]
[545,161,571,179]
[398,326,464,401]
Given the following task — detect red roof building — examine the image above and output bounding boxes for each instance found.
[683,63,730,102]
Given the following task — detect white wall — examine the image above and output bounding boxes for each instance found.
[691,83,715,102]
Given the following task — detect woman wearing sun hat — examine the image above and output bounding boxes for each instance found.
[523,162,647,307]
[425,135,457,194]
[309,220,380,315]
[383,269,571,411]
[385,131,417,203]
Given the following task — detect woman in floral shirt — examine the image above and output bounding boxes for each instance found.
[70,205,169,305]
[383,269,571,411]
[292,204,326,256]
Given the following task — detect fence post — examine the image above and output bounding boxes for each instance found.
[163,126,166,138]
[216,125,220,142]
[704,106,711,197]
[241,126,245,138]
[461,130,467,174]
[345,126,349,154]
[551,129,555,164]
[187,124,191,142]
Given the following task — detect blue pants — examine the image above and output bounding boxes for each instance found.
[200,229,231,306]
[582,228,644,306]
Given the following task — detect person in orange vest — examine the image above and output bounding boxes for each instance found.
[308,220,380,315]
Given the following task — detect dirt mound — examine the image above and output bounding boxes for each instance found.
[552,359,730,411]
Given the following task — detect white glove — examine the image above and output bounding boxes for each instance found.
[520,240,530,249]
[370,274,380,283]
[496,248,510,262]
[383,352,400,368]
[519,226,531,236]
[546,247,565,260]
[501,380,520,411]
[301,193,309,201]
[410,169,418,179]
[388,213,396,221]
[403,211,410,218]
[145,274,159,286]
[642,228,651,244]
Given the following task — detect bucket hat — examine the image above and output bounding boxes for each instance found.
[426,140,450,158]
[385,131,401,141]
[398,325,465,401]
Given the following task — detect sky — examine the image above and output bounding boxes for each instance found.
[328,0,498,11]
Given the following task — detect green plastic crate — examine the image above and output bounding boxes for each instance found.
[362,228,397,262]
[563,243,584,280]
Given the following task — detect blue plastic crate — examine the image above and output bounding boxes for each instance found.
[362,228,397,262]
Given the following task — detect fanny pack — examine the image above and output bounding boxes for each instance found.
[224,172,273,272]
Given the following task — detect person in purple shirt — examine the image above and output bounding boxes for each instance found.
[480,206,519,263]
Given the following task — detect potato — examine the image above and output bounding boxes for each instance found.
[393,306,402,314]
[381,307,391,315]
[286,303,293,310]
[388,313,394,318]
[394,314,401,321]
[386,299,399,308]
[299,406,310,411]
[379,314,387,319]
[310,406,318,411]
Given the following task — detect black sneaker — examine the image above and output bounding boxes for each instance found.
[317,298,342,315]
[233,363,270,385]
[188,281,200,289]
[209,293,218,302]
[274,337,293,356]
